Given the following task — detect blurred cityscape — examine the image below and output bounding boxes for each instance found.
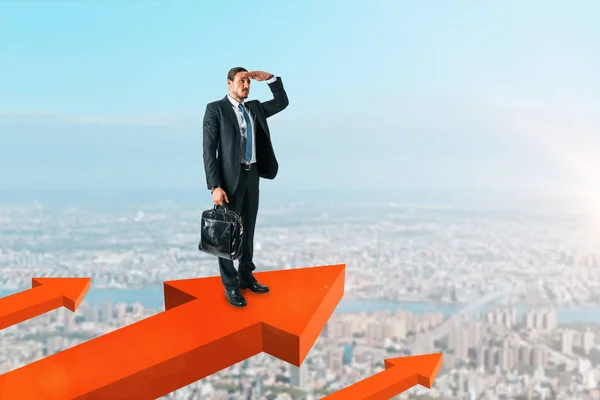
[1,199,600,399]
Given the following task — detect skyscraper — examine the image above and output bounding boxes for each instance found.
[342,344,353,365]
[290,363,309,389]
[583,328,595,354]
[561,329,574,354]
[327,346,344,373]
[254,375,264,398]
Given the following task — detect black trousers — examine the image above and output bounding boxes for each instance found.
[218,164,260,290]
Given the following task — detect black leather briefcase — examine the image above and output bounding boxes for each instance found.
[198,204,244,260]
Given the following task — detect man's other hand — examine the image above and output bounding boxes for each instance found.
[247,71,274,81]
[212,187,229,206]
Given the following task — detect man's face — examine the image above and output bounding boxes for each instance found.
[228,72,250,100]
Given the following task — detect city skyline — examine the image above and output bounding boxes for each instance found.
[2,197,600,398]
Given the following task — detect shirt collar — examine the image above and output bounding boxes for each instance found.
[227,94,244,108]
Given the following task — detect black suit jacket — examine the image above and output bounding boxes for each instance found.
[202,77,289,196]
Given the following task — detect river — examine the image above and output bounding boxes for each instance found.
[3,287,600,325]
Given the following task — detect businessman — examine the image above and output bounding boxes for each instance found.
[203,67,289,307]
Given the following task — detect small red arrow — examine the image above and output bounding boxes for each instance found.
[322,353,443,400]
[0,277,91,330]
[0,264,345,400]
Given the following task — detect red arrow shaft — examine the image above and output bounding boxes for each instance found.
[322,368,418,400]
[0,287,63,330]
[0,300,262,400]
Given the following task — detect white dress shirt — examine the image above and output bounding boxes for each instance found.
[227,75,277,164]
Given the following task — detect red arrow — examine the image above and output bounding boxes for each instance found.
[0,264,345,400]
[0,277,91,330]
[322,353,443,400]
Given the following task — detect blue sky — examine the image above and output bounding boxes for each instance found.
[1,1,599,206]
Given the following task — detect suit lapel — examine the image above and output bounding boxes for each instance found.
[245,101,268,134]
[221,96,241,138]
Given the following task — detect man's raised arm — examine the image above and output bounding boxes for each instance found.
[247,70,289,119]
[202,103,221,190]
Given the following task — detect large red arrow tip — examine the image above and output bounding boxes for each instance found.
[384,352,443,388]
[163,264,346,365]
[31,277,92,311]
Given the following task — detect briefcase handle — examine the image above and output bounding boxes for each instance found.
[214,203,229,212]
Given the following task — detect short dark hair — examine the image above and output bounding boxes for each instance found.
[227,67,247,81]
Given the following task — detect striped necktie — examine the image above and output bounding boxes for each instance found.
[239,103,252,163]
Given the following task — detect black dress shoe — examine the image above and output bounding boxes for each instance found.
[224,288,247,307]
[240,279,270,294]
